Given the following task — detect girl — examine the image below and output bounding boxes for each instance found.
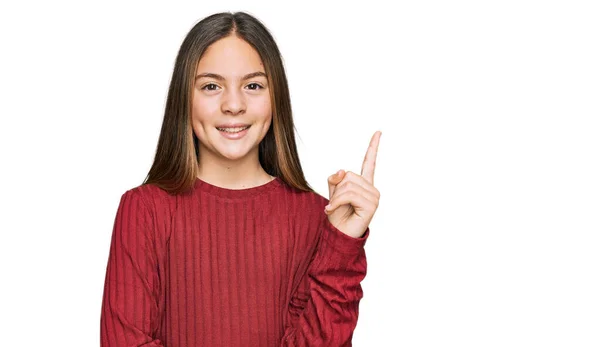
[100,11,381,347]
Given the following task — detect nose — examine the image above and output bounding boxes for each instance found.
[221,87,246,115]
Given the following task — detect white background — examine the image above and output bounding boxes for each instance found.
[1,1,598,346]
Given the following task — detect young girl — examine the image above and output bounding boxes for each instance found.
[100,11,381,347]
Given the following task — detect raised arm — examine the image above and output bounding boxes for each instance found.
[100,189,165,346]
[281,131,381,346]
[280,214,370,347]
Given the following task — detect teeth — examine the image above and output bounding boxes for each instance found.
[217,126,249,133]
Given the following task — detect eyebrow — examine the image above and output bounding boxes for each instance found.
[195,71,267,81]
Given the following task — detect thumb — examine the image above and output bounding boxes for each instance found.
[327,169,346,200]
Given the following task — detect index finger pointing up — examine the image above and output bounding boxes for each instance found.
[360,131,382,184]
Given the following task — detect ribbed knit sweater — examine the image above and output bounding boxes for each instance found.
[100,176,370,347]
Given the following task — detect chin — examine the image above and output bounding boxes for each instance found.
[216,146,253,161]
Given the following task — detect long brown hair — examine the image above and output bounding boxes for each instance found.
[142,11,314,195]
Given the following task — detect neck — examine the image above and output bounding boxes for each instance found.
[197,146,273,189]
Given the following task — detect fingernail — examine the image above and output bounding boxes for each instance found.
[325,204,331,210]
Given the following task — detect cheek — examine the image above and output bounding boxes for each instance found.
[263,95,272,113]
[192,97,219,126]
[256,95,272,120]
[192,97,209,117]
[191,111,213,143]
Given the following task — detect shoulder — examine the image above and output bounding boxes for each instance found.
[124,182,171,206]
[118,182,178,224]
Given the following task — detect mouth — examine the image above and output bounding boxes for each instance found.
[216,125,251,133]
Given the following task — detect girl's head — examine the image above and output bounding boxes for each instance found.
[144,12,313,195]
[192,35,272,170]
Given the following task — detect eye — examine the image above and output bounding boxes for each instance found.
[201,83,220,91]
[246,83,264,90]
[200,82,264,91]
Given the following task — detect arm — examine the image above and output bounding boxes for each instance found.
[100,189,165,346]
[280,214,370,347]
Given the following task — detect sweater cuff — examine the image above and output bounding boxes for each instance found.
[320,216,370,255]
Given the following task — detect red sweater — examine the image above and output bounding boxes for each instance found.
[100,176,370,347]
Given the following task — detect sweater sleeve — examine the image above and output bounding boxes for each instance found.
[280,213,370,347]
[100,189,165,347]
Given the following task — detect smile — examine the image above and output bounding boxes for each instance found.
[216,125,250,133]
[216,125,251,140]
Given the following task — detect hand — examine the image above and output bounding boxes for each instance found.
[324,131,381,238]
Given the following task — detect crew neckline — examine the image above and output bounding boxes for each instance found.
[194,176,282,199]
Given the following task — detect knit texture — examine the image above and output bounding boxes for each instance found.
[100,176,369,346]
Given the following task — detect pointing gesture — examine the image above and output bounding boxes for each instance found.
[325,131,381,238]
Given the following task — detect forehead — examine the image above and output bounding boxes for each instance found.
[196,35,265,74]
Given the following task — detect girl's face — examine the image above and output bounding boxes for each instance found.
[192,35,272,164]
